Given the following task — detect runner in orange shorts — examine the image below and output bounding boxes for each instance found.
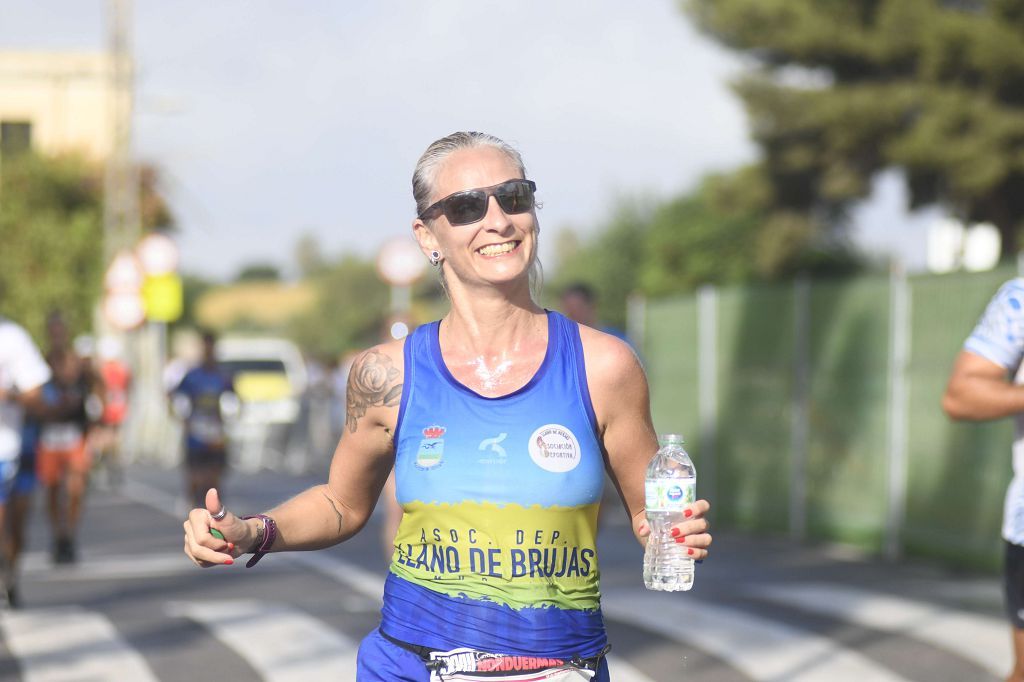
[36,440,91,487]
[36,350,94,564]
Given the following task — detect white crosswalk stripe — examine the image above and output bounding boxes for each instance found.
[0,606,159,682]
[756,583,1009,678]
[167,599,359,681]
[602,589,912,681]
[19,550,202,581]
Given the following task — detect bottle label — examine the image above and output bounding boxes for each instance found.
[645,478,695,512]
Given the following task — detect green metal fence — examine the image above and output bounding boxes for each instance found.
[637,264,1019,570]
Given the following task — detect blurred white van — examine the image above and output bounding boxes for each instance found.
[216,337,307,425]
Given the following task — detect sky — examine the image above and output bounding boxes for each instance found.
[2,1,936,280]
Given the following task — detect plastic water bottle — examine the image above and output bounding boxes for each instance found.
[643,434,696,591]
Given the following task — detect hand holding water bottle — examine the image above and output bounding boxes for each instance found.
[639,434,712,591]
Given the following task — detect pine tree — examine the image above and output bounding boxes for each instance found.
[686,0,1024,252]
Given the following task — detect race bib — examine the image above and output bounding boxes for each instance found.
[188,415,225,445]
[40,423,84,451]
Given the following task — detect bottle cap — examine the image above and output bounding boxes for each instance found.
[659,433,685,445]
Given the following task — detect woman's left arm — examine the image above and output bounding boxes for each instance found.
[582,330,711,554]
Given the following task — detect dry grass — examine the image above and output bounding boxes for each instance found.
[195,281,317,330]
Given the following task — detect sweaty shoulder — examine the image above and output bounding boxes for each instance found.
[344,338,405,434]
[576,324,647,428]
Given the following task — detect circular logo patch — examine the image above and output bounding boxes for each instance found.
[528,424,581,473]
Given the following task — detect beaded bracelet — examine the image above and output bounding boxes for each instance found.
[241,514,277,568]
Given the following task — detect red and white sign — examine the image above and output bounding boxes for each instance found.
[137,232,179,276]
[104,249,144,293]
[103,291,146,331]
[376,238,426,286]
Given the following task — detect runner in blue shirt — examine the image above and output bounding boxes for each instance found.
[172,331,236,510]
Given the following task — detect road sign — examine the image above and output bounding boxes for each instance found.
[103,291,146,330]
[142,273,183,322]
[376,238,426,286]
[137,232,179,275]
[105,249,144,293]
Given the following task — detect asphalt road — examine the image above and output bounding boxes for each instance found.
[0,461,1010,681]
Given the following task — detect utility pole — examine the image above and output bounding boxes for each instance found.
[104,0,167,464]
[103,0,138,266]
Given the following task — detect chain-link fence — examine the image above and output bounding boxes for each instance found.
[635,264,1019,570]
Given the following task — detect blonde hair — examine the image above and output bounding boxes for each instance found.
[412,131,527,217]
[412,132,542,298]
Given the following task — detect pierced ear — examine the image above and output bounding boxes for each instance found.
[412,219,439,261]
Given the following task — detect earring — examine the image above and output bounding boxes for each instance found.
[429,250,442,266]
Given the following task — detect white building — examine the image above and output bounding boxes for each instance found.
[0,51,124,160]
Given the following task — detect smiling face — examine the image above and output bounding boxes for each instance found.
[413,145,539,295]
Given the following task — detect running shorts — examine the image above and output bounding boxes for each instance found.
[36,440,91,486]
[185,447,227,470]
[1005,540,1024,629]
[357,628,434,681]
[10,460,36,496]
[0,460,16,504]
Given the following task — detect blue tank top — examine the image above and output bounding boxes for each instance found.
[381,310,608,657]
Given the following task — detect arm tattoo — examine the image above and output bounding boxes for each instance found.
[346,349,402,433]
[321,491,344,534]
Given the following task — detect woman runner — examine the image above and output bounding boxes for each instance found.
[183,131,712,680]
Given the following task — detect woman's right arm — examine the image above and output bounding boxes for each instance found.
[183,342,404,567]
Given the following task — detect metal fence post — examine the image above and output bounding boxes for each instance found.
[886,262,911,560]
[626,292,646,353]
[790,277,810,542]
[697,285,718,505]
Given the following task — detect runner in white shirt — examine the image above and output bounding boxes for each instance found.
[0,316,52,606]
[944,278,1024,682]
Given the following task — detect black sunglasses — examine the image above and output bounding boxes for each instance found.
[418,179,537,226]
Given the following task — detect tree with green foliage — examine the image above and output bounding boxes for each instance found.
[0,154,104,342]
[641,173,763,295]
[289,255,390,358]
[548,201,651,329]
[234,263,282,282]
[685,0,1024,253]
[173,273,216,332]
[550,166,862,322]
[0,152,174,343]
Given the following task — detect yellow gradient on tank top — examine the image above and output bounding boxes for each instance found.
[389,501,601,611]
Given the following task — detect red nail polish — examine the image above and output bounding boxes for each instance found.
[674,536,687,544]
[687,548,695,556]
[684,509,693,518]
[227,543,235,550]
[670,527,680,537]
[224,558,234,565]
